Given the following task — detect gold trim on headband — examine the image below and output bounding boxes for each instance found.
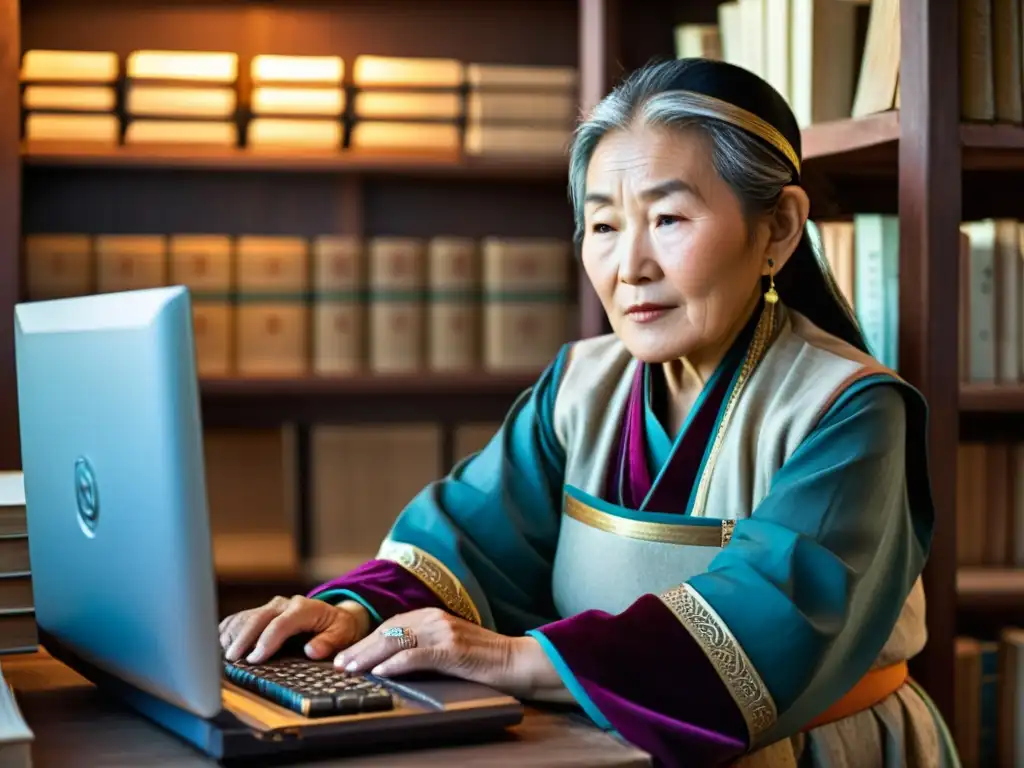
[668,90,801,175]
[376,539,482,625]
[563,493,735,547]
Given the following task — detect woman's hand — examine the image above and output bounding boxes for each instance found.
[219,595,371,664]
[336,607,566,700]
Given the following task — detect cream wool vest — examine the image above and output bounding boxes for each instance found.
[548,305,928,750]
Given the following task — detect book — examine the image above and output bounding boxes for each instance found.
[0,663,32,768]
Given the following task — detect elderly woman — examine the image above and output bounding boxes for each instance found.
[219,59,956,767]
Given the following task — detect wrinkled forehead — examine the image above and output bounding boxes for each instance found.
[583,124,720,207]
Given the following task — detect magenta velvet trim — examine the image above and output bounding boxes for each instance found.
[536,593,749,767]
[608,304,763,516]
[306,559,446,621]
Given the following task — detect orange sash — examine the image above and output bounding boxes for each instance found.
[802,661,909,731]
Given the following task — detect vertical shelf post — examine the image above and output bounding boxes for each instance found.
[0,0,20,470]
[898,0,960,725]
[576,0,620,339]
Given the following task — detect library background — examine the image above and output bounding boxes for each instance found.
[0,0,1019,763]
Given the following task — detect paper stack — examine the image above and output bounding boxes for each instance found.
[124,50,239,147]
[464,64,578,158]
[248,55,344,153]
[20,49,120,145]
[349,55,463,154]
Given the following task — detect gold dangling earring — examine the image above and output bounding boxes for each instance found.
[764,258,778,333]
[764,259,779,305]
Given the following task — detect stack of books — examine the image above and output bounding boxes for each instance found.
[349,55,463,154]
[20,49,119,145]
[0,473,35,656]
[20,232,574,376]
[123,50,239,147]
[248,55,344,153]
[464,64,578,158]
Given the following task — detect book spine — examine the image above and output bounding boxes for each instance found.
[368,238,426,373]
[482,238,571,372]
[235,237,309,377]
[95,235,168,294]
[428,237,478,372]
[312,235,365,375]
[23,234,94,300]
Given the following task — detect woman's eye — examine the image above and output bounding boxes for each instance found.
[656,214,681,227]
[591,223,615,234]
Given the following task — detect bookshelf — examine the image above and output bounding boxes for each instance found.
[200,372,539,428]
[581,0,962,729]
[21,141,569,179]
[0,0,1003,733]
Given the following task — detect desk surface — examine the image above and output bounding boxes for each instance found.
[2,651,652,767]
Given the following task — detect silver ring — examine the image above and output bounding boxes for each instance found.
[380,625,417,650]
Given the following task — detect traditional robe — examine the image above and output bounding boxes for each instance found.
[308,301,958,768]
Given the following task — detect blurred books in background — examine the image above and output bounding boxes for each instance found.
[20,50,577,158]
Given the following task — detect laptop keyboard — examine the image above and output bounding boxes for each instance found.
[223,657,395,718]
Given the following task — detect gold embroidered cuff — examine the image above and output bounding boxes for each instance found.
[658,583,777,744]
[376,539,482,625]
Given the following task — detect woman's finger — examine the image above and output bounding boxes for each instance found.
[219,613,237,634]
[224,607,278,662]
[220,611,253,647]
[246,603,317,663]
[337,623,423,673]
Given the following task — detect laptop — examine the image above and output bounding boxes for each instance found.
[13,286,523,760]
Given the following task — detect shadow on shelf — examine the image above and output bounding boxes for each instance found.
[199,372,540,427]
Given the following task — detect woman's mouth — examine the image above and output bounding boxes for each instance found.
[624,303,674,323]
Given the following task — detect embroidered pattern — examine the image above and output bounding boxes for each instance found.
[659,583,776,743]
[691,302,778,518]
[721,519,736,546]
[377,539,482,625]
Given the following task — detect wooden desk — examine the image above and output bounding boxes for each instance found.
[2,651,652,767]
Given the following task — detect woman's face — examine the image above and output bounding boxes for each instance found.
[580,123,771,365]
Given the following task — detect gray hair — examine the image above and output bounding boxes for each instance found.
[568,61,791,243]
[566,60,863,348]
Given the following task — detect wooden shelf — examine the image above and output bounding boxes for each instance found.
[801,111,900,172]
[20,141,569,180]
[801,113,1024,173]
[957,567,1024,611]
[961,122,1024,170]
[31,116,1024,183]
[199,372,538,427]
[959,384,1024,412]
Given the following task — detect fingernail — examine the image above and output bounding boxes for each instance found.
[345,660,358,672]
[334,654,345,667]
[371,664,385,675]
[246,649,262,663]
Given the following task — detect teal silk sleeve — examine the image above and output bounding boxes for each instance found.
[685,375,933,744]
[378,345,570,634]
